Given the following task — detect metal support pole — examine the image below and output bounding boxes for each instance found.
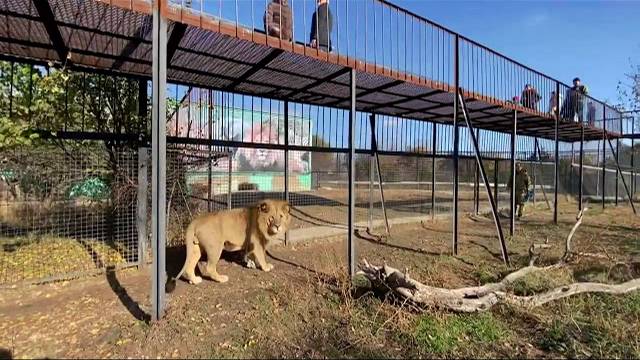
[602,107,606,209]
[452,35,460,256]
[348,68,356,279]
[532,137,537,206]
[207,89,213,212]
[284,101,290,246]
[137,148,149,268]
[474,129,480,215]
[494,159,499,209]
[615,143,620,205]
[151,0,168,321]
[368,152,374,230]
[510,110,517,235]
[606,135,637,215]
[579,125,584,211]
[369,114,390,235]
[534,140,552,210]
[431,123,437,220]
[459,91,510,266]
[632,122,636,199]
[228,150,232,210]
[554,82,560,224]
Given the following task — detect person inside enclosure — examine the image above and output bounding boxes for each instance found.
[587,101,596,127]
[521,84,542,110]
[310,0,333,52]
[264,0,293,41]
[561,77,589,123]
[508,163,531,218]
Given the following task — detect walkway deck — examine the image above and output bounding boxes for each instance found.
[0,0,622,142]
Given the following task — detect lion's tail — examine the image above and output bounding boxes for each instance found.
[165,223,196,293]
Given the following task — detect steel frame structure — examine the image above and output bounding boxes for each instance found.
[0,0,636,321]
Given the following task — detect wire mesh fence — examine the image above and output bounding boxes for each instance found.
[0,143,140,285]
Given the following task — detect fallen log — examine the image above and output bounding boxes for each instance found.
[357,207,640,312]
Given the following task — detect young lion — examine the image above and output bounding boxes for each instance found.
[165,199,291,293]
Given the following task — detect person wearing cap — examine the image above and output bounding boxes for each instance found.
[561,77,589,123]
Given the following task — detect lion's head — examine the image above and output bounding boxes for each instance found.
[256,199,291,238]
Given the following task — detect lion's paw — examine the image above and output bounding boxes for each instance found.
[262,263,274,272]
[213,274,229,283]
[189,276,203,285]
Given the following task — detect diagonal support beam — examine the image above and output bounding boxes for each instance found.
[225,49,284,92]
[324,80,404,107]
[33,0,70,64]
[369,114,390,235]
[458,91,510,266]
[166,23,187,64]
[112,17,153,70]
[284,67,351,100]
[606,135,637,215]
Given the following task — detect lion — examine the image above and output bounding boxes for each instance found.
[165,199,291,293]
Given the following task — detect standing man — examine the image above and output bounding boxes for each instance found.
[264,0,293,41]
[310,0,333,52]
[508,163,531,218]
[561,77,589,123]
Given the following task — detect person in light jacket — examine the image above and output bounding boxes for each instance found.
[264,0,293,41]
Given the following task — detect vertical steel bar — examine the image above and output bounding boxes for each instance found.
[532,138,537,206]
[284,101,290,246]
[151,0,168,321]
[474,129,480,215]
[494,159,499,209]
[554,82,560,224]
[579,125,584,211]
[602,107,606,209]
[228,149,232,210]
[510,110,517,235]
[431,122,436,220]
[452,35,459,256]
[348,69,357,279]
[616,114,621,206]
[137,148,149,268]
[207,89,213,212]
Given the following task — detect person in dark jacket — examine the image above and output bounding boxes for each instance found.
[264,0,293,41]
[310,0,333,52]
[587,102,596,127]
[521,84,541,110]
[560,77,589,123]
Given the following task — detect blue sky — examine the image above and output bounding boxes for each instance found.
[392,0,640,105]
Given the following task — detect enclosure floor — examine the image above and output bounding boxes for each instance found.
[1,203,638,358]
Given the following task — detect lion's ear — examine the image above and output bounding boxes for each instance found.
[283,204,290,213]
[259,202,269,213]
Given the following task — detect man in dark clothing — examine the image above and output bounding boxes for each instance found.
[521,84,541,110]
[264,0,293,41]
[560,77,589,123]
[310,0,333,52]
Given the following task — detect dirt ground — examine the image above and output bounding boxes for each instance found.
[1,201,639,359]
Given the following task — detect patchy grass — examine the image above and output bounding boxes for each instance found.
[415,312,509,355]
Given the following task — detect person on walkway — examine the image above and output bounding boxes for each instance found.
[264,0,293,41]
[587,102,596,127]
[508,163,531,218]
[310,0,333,52]
[561,77,589,123]
[548,91,563,115]
[521,84,541,110]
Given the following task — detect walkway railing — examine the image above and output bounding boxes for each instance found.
[164,0,621,134]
